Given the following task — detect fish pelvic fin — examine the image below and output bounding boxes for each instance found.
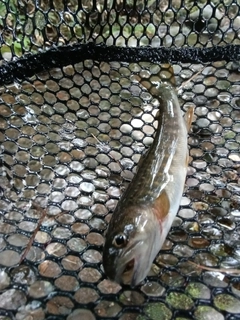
[183,106,194,174]
[152,189,170,222]
[184,106,195,133]
[185,152,190,169]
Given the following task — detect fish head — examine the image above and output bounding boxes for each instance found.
[103,204,161,287]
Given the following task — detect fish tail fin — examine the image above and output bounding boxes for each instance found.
[184,106,195,132]
[160,63,176,87]
[135,63,176,93]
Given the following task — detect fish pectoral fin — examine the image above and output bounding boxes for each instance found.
[154,110,160,120]
[184,106,195,132]
[152,189,170,222]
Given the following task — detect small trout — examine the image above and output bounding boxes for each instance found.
[103,66,194,287]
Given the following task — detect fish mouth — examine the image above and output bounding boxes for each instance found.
[121,258,135,285]
[115,240,146,287]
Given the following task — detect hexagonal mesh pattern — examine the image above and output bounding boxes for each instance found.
[0,1,240,320]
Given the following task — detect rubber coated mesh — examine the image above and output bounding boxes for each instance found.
[0,1,240,320]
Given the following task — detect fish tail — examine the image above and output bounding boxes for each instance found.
[159,63,176,87]
[135,63,176,90]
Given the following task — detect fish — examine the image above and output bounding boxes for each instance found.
[103,65,194,287]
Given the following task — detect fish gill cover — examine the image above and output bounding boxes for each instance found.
[0,0,240,319]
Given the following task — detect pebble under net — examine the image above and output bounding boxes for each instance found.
[0,1,240,320]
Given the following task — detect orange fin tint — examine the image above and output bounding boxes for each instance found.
[184,106,194,132]
[152,189,170,222]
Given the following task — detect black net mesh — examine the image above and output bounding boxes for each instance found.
[0,1,240,320]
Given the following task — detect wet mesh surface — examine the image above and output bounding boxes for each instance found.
[0,1,240,320]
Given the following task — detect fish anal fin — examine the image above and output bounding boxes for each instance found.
[152,189,170,222]
[184,106,195,132]
[135,149,149,173]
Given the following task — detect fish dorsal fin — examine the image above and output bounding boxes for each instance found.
[152,189,170,222]
[184,106,195,132]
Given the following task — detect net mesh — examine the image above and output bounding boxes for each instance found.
[0,1,240,320]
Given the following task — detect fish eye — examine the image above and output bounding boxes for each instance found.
[112,233,128,248]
